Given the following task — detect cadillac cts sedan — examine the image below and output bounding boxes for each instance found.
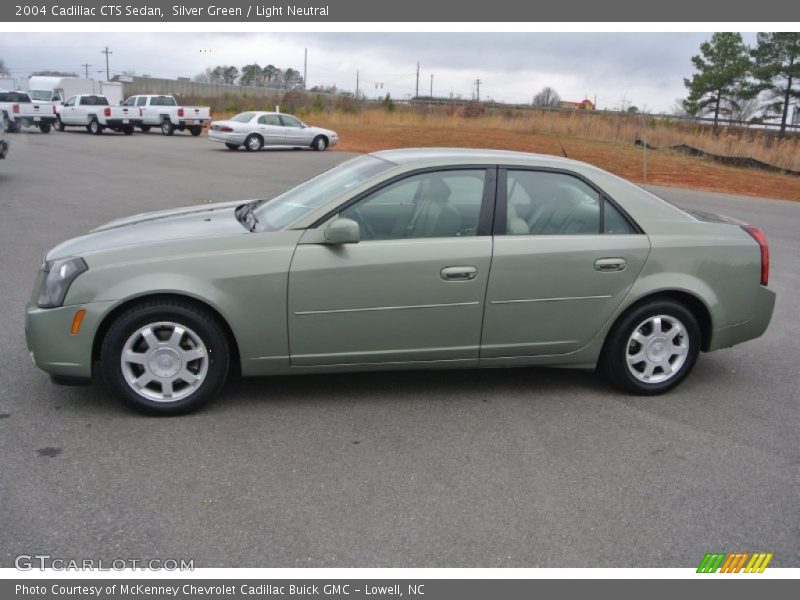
[207,111,338,151]
[26,149,775,414]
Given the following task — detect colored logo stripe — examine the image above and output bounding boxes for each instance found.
[697,552,773,573]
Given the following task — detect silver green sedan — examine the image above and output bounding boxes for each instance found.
[25,149,775,414]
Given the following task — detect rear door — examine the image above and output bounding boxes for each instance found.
[480,168,651,359]
[288,167,496,366]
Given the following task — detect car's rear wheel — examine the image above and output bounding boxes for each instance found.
[88,119,102,135]
[600,299,700,395]
[139,125,151,132]
[122,125,134,136]
[244,134,263,152]
[161,120,175,136]
[189,125,203,136]
[100,301,230,415]
[39,123,51,134]
[311,135,328,151]
[225,143,240,151]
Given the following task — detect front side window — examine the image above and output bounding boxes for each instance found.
[63,96,76,107]
[136,97,147,107]
[279,115,302,128]
[340,170,487,240]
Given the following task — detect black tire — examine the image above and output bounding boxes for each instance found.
[100,300,230,415]
[139,125,151,132]
[161,120,175,136]
[54,118,65,132]
[39,123,51,134]
[311,135,328,151]
[88,119,103,135]
[600,298,701,395]
[225,143,240,151]
[244,134,263,152]
[189,125,203,136]
[122,125,134,136]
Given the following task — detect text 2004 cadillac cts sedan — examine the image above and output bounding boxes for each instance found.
[26,149,775,415]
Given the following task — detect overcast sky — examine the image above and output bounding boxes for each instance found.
[0,32,758,112]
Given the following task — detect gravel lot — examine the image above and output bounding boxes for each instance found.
[1,129,798,567]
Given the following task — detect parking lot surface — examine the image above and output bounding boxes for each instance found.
[1,130,798,567]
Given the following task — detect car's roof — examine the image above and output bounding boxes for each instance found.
[371,147,587,168]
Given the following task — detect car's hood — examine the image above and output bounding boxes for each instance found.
[47,200,252,260]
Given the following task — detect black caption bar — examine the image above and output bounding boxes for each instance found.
[3,579,798,600]
[4,0,800,22]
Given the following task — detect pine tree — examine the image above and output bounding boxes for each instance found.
[684,33,751,132]
[750,32,800,138]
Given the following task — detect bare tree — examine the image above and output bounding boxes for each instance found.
[532,86,560,108]
[0,59,9,76]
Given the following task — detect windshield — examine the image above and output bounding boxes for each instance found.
[252,155,396,231]
[231,112,256,123]
[29,90,52,101]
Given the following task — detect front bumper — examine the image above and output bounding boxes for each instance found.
[0,139,7,159]
[708,285,776,351]
[25,300,117,380]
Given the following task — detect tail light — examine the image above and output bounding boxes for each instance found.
[219,125,233,132]
[742,226,769,286]
[103,107,111,117]
[12,104,19,114]
[178,108,184,117]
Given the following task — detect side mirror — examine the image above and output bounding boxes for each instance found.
[323,218,360,244]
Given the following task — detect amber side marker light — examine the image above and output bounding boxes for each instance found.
[70,309,86,335]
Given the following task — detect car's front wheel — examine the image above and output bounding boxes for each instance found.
[100,300,230,415]
[311,135,328,151]
[54,117,65,132]
[600,299,700,395]
[189,125,203,136]
[39,123,51,134]
[139,125,151,133]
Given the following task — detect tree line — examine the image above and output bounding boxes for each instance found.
[193,63,305,90]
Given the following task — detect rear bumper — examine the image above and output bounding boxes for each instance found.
[18,116,57,126]
[708,285,776,351]
[178,119,210,128]
[105,119,134,128]
[208,131,247,145]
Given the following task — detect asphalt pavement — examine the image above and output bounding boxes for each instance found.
[1,129,798,567]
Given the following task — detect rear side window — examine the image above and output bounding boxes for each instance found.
[504,170,636,235]
[122,97,136,106]
[279,115,302,127]
[0,92,31,102]
[79,96,109,106]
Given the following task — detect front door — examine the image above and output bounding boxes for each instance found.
[481,168,651,358]
[288,168,495,366]
[278,114,310,146]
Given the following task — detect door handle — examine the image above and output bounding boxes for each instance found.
[594,257,627,272]
[441,266,477,281]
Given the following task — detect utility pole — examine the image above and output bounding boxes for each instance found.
[303,48,307,89]
[415,62,419,99]
[356,70,359,100]
[101,46,112,81]
[81,63,92,79]
[475,79,482,102]
[430,74,433,98]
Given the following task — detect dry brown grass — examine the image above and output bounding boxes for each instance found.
[212,108,800,201]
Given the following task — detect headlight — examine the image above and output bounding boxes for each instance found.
[37,257,88,308]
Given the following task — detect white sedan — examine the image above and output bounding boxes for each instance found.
[208,111,339,152]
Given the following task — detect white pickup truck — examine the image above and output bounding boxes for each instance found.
[122,94,211,136]
[0,90,58,133]
[56,94,140,135]
[0,117,8,160]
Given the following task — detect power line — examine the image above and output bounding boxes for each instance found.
[475,79,482,102]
